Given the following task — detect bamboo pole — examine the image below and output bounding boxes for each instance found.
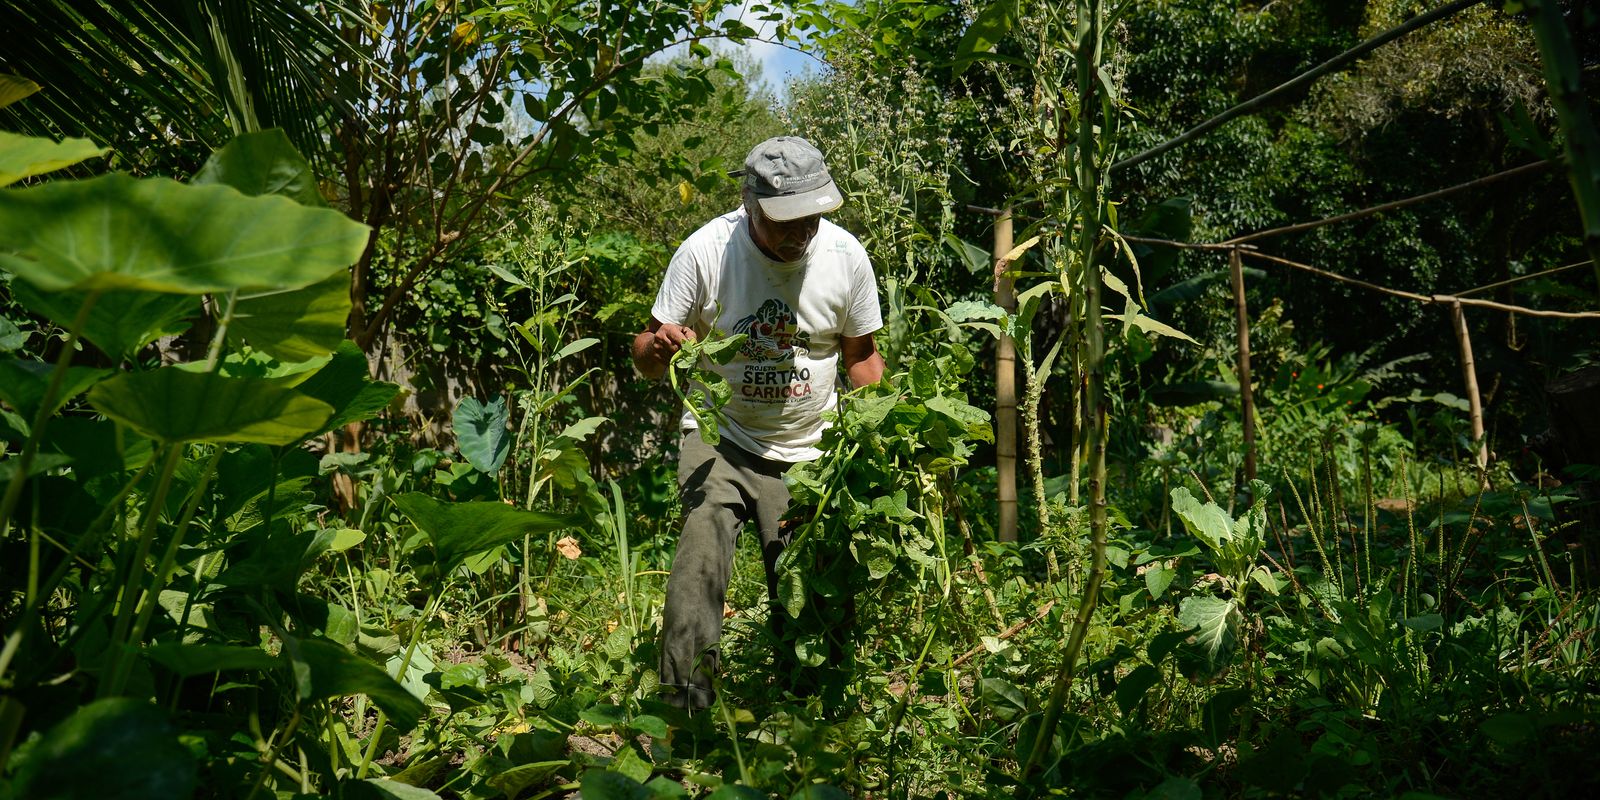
[994,209,1019,543]
[1230,249,1257,485]
[1449,300,1489,472]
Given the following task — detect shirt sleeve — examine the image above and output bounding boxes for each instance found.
[650,240,703,328]
[842,248,883,338]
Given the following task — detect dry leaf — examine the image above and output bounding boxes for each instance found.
[555,536,582,560]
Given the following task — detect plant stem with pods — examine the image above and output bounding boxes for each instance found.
[1023,0,1108,782]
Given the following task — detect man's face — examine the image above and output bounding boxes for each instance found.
[747,199,821,263]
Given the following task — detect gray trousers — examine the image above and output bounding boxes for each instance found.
[658,433,793,710]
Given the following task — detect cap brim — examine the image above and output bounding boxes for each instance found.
[755,179,843,221]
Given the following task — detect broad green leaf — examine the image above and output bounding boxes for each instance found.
[191,128,327,206]
[88,367,333,445]
[144,643,281,676]
[12,283,197,361]
[0,452,72,481]
[557,416,609,443]
[1144,562,1176,600]
[610,745,653,784]
[488,762,569,800]
[0,74,41,109]
[327,528,367,553]
[1176,596,1240,679]
[794,635,828,667]
[552,336,600,361]
[629,714,669,738]
[454,395,510,473]
[10,698,197,800]
[291,638,426,731]
[944,233,991,273]
[1248,566,1285,595]
[0,130,106,186]
[354,778,445,799]
[292,340,401,435]
[1170,487,1233,552]
[779,568,807,616]
[1124,311,1196,343]
[579,769,651,800]
[1114,664,1161,716]
[0,173,369,293]
[953,0,1018,75]
[229,271,352,361]
[945,300,1005,322]
[390,492,574,574]
[0,360,112,421]
[580,703,628,728]
[0,316,24,351]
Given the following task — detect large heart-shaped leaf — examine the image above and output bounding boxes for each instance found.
[390,492,574,575]
[0,360,112,422]
[12,282,197,361]
[453,395,510,474]
[229,270,352,362]
[88,367,333,445]
[0,173,369,293]
[0,130,106,186]
[9,698,197,800]
[191,128,327,207]
[292,340,400,436]
[1176,596,1240,680]
[288,638,426,731]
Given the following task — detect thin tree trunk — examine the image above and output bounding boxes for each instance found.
[1450,300,1489,472]
[994,209,1019,543]
[1230,249,1257,487]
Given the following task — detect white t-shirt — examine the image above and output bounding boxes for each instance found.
[650,207,883,462]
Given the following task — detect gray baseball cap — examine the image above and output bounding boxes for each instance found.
[741,136,843,221]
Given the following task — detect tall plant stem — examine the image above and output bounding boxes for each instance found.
[1525,0,1600,294]
[1023,0,1105,782]
[994,208,1019,543]
[100,443,185,698]
[357,589,442,779]
[1019,333,1059,583]
[127,446,226,652]
[0,290,101,539]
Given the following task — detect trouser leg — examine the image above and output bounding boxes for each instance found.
[658,434,793,710]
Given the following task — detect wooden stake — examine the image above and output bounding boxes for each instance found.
[994,208,1019,543]
[1230,249,1257,485]
[1449,300,1490,471]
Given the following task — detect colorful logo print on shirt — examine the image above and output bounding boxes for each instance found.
[732,298,814,403]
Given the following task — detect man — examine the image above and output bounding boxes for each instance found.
[631,136,886,711]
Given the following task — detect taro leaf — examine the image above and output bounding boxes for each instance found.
[1114,663,1161,716]
[1170,487,1233,552]
[0,130,106,186]
[10,698,198,800]
[0,360,111,421]
[293,340,402,436]
[88,367,332,445]
[229,270,352,361]
[790,786,851,800]
[488,762,569,800]
[12,282,197,361]
[454,395,510,474]
[191,128,327,206]
[389,492,574,575]
[0,173,369,293]
[143,643,281,676]
[40,416,153,479]
[1176,596,1240,680]
[579,769,651,800]
[290,637,426,731]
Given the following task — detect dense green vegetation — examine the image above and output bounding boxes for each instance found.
[1,1,1597,798]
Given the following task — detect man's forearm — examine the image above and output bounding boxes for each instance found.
[846,352,886,388]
